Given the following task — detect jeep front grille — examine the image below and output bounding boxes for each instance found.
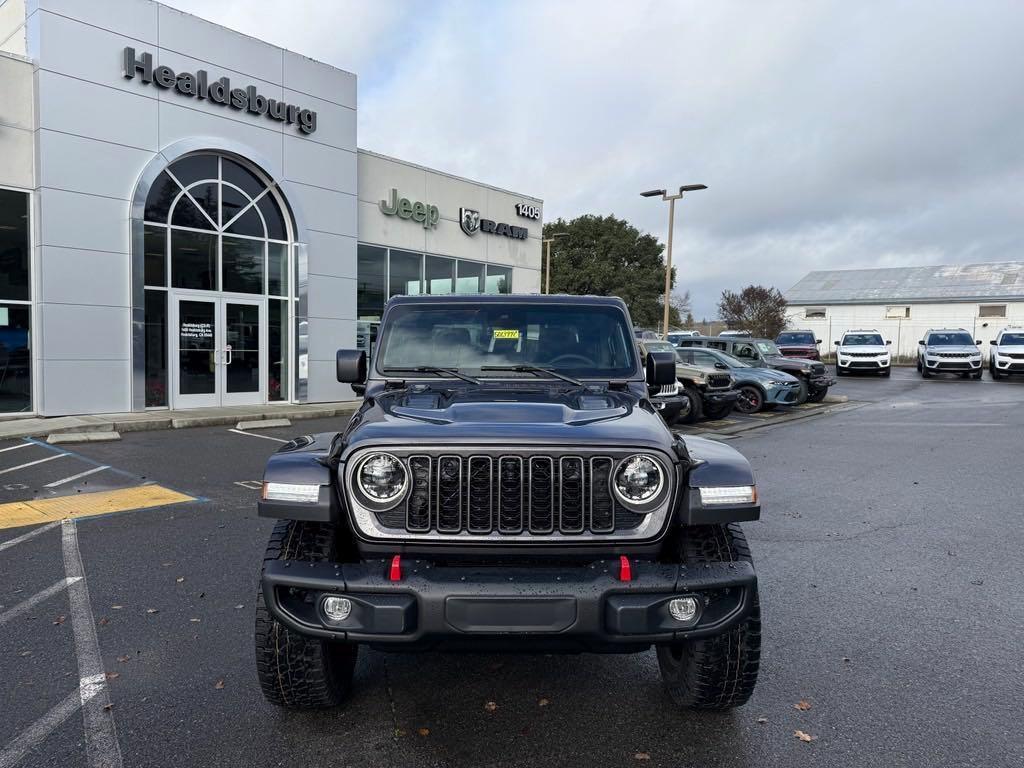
[707,374,731,389]
[345,448,672,542]
[811,363,826,375]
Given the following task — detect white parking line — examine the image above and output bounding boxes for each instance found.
[228,428,288,443]
[0,443,31,454]
[61,520,123,768]
[0,676,105,768]
[0,520,61,552]
[0,453,67,476]
[44,465,110,488]
[0,576,82,627]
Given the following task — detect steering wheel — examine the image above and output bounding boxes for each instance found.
[547,353,596,367]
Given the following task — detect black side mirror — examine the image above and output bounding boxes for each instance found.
[815,339,822,344]
[886,340,892,345]
[336,349,367,383]
[988,340,995,344]
[646,351,677,386]
[714,362,728,370]
[918,340,925,345]
[975,340,982,345]
[834,340,840,345]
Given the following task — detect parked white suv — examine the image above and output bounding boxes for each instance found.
[835,329,892,377]
[989,327,1024,380]
[917,329,983,379]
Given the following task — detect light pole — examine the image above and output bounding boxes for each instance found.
[641,184,707,336]
[541,232,568,294]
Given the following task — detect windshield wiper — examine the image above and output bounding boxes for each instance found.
[381,366,480,384]
[480,364,582,386]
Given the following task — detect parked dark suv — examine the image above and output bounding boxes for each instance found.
[678,336,835,403]
[775,330,821,361]
[255,294,762,712]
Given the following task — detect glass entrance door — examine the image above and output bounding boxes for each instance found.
[172,296,264,408]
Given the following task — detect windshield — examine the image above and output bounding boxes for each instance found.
[999,333,1024,345]
[755,341,781,356]
[684,348,750,368]
[376,303,639,379]
[777,332,815,345]
[643,341,677,354]
[928,332,974,346]
[842,333,884,346]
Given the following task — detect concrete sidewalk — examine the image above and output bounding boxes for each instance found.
[0,402,359,440]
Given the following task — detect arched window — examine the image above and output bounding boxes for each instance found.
[140,153,295,408]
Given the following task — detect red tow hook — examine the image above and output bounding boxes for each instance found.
[388,555,402,582]
[618,555,632,582]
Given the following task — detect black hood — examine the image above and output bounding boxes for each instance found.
[339,383,676,459]
[765,354,815,372]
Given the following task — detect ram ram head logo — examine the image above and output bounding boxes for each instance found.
[460,207,481,236]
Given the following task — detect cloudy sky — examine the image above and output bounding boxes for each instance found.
[168,0,1024,318]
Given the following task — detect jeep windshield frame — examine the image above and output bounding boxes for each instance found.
[927,332,974,346]
[842,333,885,346]
[372,300,642,382]
[777,332,815,345]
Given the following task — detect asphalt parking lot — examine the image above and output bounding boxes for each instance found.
[1,367,1022,767]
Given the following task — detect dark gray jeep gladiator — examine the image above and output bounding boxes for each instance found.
[256,294,762,710]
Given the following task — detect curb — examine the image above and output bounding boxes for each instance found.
[47,431,122,444]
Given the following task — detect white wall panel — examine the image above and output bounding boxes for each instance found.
[305,230,356,280]
[37,129,153,200]
[38,246,129,306]
[0,53,33,129]
[283,135,356,195]
[39,359,131,414]
[32,0,157,45]
[0,124,33,188]
[37,188,129,253]
[40,303,129,359]
[283,49,356,109]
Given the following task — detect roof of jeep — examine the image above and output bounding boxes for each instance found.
[384,294,629,307]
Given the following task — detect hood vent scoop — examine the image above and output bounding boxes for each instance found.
[403,392,442,410]
[577,394,614,410]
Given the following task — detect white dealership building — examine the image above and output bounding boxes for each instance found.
[785,262,1024,360]
[0,0,542,416]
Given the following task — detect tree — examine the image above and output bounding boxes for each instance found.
[670,290,692,329]
[718,285,788,338]
[543,215,679,328]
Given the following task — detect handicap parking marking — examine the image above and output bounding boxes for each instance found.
[0,484,196,532]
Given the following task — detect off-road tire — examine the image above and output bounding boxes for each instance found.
[806,387,828,403]
[255,520,358,709]
[678,383,704,424]
[657,523,761,710]
[702,401,733,420]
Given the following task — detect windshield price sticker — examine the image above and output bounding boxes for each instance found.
[493,329,520,340]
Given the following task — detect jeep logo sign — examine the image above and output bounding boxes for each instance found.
[379,188,440,229]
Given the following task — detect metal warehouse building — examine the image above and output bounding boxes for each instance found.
[0,0,542,417]
[785,262,1024,361]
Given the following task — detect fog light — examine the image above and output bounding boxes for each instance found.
[322,596,352,621]
[668,597,699,623]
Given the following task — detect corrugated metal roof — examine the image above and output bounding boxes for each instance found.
[785,262,1024,305]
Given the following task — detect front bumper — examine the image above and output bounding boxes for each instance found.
[837,357,890,370]
[764,383,802,404]
[262,558,757,652]
[924,357,982,371]
[808,373,836,390]
[651,394,688,421]
[992,357,1024,373]
[702,388,739,406]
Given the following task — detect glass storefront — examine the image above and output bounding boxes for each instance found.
[0,188,31,413]
[141,153,294,408]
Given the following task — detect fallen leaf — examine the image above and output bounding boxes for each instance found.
[116,655,131,663]
[176,577,185,583]
[234,604,244,610]
[105,672,120,680]
[634,753,651,761]
[190,618,201,623]
[111,605,124,610]
[53,615,66,625]
[756,716,768,724]
[794,700,812,711]
[214,679,225,689]
[98,617,110,626]
[161,562,172,567]
[19,650,32,657]
[538,698,550,707]
[416,728,430,737]
[794,730,815,743]
[145,608,159,614]
[484,701,498,713]
[841,656,851,663]
[103,703,114,711]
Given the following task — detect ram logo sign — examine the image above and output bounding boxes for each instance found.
[460,208,481,236]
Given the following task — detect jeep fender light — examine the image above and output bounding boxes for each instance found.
[698,485,757,506]
[262,482,320,503]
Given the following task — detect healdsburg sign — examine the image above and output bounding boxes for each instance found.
[122,47,318,134]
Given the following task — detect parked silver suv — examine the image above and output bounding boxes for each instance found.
[917,329,982,379]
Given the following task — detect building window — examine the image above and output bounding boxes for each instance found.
[979,304,1006,318]
[0,188,31,413]
[141,153,295,406]
[804,306,826,319]
[885,305,911,319]
[356,244,512,321]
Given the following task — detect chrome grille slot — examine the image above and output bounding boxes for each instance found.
[407,455,432,532]
[498,457,524,533]
[528,457,555,533]
[467,457,493,533]
[435,456,462,533]
[589,457,615,533]
[558,457,585,533]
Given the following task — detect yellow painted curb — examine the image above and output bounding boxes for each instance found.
[0,485,195,531]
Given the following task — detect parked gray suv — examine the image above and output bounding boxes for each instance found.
[917,329,983,379]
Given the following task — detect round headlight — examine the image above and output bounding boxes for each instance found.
[613,454,664,505]
[356,453,407,505]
